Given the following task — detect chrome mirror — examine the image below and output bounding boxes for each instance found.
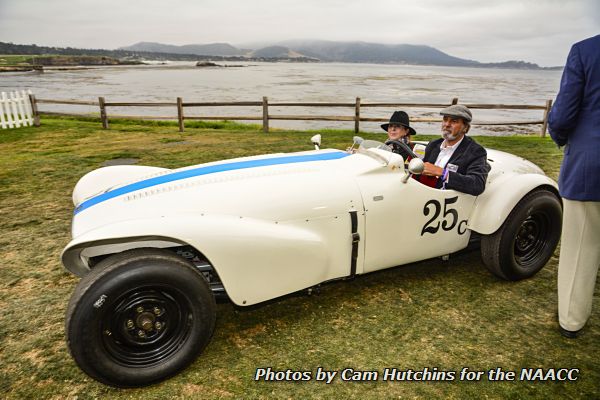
[402,158,425,183]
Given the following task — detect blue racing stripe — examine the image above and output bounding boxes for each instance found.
[74,151,349,214]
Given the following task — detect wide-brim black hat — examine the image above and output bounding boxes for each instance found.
[381,111,417,135]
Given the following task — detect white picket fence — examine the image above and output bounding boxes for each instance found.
[0,90,34,129]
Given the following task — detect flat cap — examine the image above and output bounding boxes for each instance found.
[440,104,472,123]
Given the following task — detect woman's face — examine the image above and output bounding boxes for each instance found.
[387,124,410,141]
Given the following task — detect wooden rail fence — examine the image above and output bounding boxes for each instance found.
[29,96,554,136]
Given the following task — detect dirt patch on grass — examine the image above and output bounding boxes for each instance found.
[183,383,234,398]
[101,158,139,166]
[23,349,46,368]
[229,324,267,349]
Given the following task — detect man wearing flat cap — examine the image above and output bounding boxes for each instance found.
[418,104,489,196]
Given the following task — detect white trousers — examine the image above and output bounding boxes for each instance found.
[558,199,600,331]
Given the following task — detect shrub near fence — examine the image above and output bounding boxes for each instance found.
[0,90,35,129]
[30,95,554,136]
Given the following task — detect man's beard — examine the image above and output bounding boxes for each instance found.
[442,130,458,141]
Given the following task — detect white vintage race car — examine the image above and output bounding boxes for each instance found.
[62,136,562,387]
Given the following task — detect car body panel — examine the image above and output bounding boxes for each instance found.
[63,214,350,305]
[62,141,558,306]
[359,171,476,272]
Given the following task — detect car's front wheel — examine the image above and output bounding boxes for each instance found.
[480,189,562,280]
[65,248,216,387]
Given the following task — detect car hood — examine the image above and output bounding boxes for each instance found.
[70,149,386,238]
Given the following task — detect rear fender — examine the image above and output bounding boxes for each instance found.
[468,174,559,235]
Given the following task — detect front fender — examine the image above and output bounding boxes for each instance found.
[73,165,169,206]
[468,174,559,235]
[63,214,350,306]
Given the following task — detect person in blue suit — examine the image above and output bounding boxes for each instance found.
[548,34,600,338]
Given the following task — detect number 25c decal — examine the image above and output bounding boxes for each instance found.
[421,196,468,236]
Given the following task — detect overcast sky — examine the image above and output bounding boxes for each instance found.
[1,0,598,66]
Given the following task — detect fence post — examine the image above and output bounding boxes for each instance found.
[262,96,269,133]
[354,97,361,133]
[0,92,7,129]
[177,97,184,132]
[451,97,459,105]
[27,92,39,127]
[540,99,552,137]
[99,96,109,129]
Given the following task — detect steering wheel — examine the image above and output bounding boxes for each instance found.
[385,139,418,160]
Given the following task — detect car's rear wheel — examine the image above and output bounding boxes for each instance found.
[65,248,216,387]
[481,189,562,280]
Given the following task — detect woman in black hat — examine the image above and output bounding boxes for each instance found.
[381,110,416,160]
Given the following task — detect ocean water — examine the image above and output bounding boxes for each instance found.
[0,62,563,135]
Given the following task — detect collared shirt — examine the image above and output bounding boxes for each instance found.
[434,135,465,168]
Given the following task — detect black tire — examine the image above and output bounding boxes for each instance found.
[65,248,216,387]
[481,189,562,281]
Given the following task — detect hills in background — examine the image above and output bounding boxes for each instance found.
[1,40,559,69]
[119,40,556,69]
[118,42,312,60]
[119,42,245,56]
[259,40,477,66]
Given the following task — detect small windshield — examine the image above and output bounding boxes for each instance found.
[358,139,392,153]
[352,138,405,167]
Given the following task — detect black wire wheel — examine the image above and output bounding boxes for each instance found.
[481,189,562,281]
[65,248,216,387]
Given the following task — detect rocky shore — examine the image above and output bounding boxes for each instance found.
[0,55,143,72]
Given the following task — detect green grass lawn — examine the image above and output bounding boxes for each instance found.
[0,117,598,399]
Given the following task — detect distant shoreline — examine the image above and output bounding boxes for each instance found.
[1,41,563,70]
[0,59,563,73]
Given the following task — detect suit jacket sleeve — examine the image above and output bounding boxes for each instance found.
[423,139,441,163]
[445,144,489,196]
[548,43,585,146]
